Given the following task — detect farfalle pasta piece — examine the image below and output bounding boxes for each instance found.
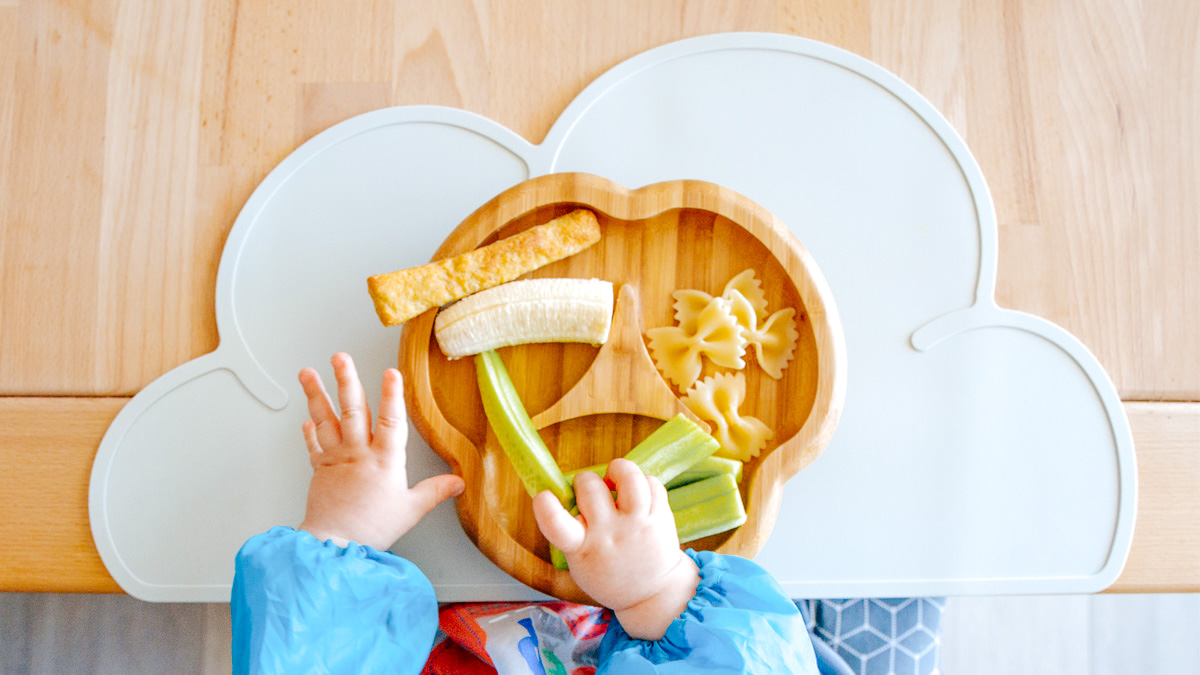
[682,372,772,462]
[671,289,714,334]
[722,269,768,322]
[726,290,799,380]
[647,296,747,389]
[672,269,768,331]
[650,268,796,386]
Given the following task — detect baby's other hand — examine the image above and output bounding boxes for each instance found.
[532,458,700,641]
[297,353,464,550]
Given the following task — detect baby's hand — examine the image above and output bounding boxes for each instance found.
[532,458,700,641]
[297,353,464,550]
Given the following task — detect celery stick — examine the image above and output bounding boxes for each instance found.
[562,414,720,487]
[664,456,743,490]
[552,469,745,556]
[475,350,574,509]
[625,414,720,485]
[550,544,569,570]
[668,473,747,543]
[563,465,605,484]
[548,505,580,570]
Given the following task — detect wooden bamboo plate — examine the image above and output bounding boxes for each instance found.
[400,172,845,602]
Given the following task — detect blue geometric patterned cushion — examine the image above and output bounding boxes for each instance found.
[797,598,945,675]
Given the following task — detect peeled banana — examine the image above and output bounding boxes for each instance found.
[435,278,614,359]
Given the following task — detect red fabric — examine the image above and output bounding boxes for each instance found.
[438,602,531,665]
[421,639,496,675]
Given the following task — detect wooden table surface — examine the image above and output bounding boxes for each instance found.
[1,1,1197,595]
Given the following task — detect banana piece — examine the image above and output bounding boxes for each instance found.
[435,278,615,358]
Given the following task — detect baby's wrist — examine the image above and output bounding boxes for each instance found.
[298,521,352,548]
[612,553,701,641]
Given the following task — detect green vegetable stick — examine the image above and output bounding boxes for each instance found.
[563,414,720,486]
[668,473,747,543]
[549,504,581,571]
[548,474,746,568]
[664,456,743,490]
[625,414,721,485]
[475,350,574,510]
[550,544,569,571]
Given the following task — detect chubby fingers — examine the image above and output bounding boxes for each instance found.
[646,474,673,523]
[372,368,408,454]
[573,469,616,526]
[644,474,681,545]
[407,473,466,518]
[608,458,651,517]
[299,367,340,448]
[332,353,371,445]
[302,419,322,459]
[532,490,586,553]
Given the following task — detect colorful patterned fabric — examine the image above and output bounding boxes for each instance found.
[422,597,946,675]
[422,602,609,675]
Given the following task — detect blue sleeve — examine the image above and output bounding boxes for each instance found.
[596,549,819,674]
[231,526,437,675]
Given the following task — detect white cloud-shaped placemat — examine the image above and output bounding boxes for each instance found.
[90,34,1134,601]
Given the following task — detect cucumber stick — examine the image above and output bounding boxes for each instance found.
[664,456,743,490]
[550,504,581,571]
[552,472,747,567]
[475,350,574,510]
[669,473,747,543]
[563,413,721,486]
[625,414,721,485]
[550,544,569,570]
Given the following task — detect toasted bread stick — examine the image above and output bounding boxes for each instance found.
[367,209,601,326]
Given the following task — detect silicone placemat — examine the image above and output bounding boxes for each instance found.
[90,33,1135,602]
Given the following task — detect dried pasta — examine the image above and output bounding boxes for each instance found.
[726,290,799,380]
[646,296,746,389]
[672,269,767,330]
[682,372,772,462]
[722,269,768,322]
[660,269,798,380]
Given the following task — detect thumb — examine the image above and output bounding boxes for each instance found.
[408,474,465,518]
[532,490,585,554]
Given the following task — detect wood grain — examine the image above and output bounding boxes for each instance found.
[401,174,845,601]
[1109,403,1200,593]
[1,0,1197,593]
[0,398,125,593]
[1,0,115,394]
[1,1,1196,398]
[961,1,1200,400]
[530,284,706,430]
